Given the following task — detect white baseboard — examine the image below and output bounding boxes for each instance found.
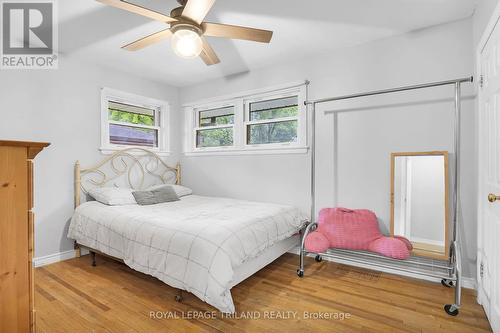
[34,248,89,268]
[462,277,477,290]
[288,247,476,290]
[34,248,477,290]
[34,250,75,267]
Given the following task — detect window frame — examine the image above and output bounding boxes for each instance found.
[190,99,242,153]
[184,83,308,156]
[243,88,306,149]
[192,100,239,151]
[100,88,170,156]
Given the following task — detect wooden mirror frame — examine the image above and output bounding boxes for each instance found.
[390,151,450,260]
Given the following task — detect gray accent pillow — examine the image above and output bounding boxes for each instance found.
[132,186,180,205]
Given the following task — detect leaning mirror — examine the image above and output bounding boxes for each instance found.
[390,151,449,259]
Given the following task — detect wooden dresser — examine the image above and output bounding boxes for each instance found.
[0,140,49,333]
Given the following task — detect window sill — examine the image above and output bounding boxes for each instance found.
[183,146,309,157]
[100,147,171,157]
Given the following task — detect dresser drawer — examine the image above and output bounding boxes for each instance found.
[0,146,30,333]
[28,160,33,210]
[0,141,48,333]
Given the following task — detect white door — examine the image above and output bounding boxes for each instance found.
[478,14,500,333]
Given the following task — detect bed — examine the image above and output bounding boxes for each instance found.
[68,148,307,313]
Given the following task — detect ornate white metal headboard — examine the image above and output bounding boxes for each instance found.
[74,148,180,207]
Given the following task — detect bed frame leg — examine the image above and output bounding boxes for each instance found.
[175,290,183,302]
[90,251,96,267]
[74,241,81,258]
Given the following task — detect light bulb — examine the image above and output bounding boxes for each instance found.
[171,29,202,59]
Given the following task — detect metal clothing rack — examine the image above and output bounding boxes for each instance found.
[297,76,473,316]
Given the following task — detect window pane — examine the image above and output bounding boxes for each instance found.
[247,120,297,145]
[109,123,158,147]
[108,101,156,126]
[199,106,234,127]
[196,127,233,147]
[249,96,298,121]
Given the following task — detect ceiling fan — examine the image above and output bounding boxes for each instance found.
[97,0,274,65]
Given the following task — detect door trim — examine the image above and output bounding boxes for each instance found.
[476,0,500,309]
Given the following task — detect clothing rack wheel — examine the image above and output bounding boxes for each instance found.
[315,255,322,262]
[444,304,459,316]
[441,279,454,288]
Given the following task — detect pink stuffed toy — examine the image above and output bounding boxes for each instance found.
[305,207,412,260]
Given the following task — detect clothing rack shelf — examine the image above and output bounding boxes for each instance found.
[297,76,473,317]
[318,249,453,278]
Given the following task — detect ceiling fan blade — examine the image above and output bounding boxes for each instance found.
[202,22,273,43]
[182,0,216,24]
[122,29,172,51]
[97,0,176,23]
[199,38,220,66]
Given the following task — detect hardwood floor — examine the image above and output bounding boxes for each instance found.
[35,253,491,333]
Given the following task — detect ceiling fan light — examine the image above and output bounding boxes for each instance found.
[171,29,202,59]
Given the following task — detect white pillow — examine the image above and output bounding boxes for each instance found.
[88,187,136,205]
[147,184,193,197]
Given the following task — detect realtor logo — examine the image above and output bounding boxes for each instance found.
[1,0,58,69]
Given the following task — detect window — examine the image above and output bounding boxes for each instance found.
[108,102,158,147]
[196,106,235,148]
[245,95,299,145]
[101,88,170,155]
[184,83,307,155]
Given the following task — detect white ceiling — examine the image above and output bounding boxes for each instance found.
[60,0,478,87]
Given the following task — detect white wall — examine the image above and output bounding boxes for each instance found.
[180,19,477,278]
[0,15,480,280]
[0,56,180,258]
[473,0,500,48]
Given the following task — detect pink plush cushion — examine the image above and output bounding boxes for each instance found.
[316,208,382,250]
[304,207,411,260]
[367,237,411,260]
[394,235,413,251]
[304,231,329,253]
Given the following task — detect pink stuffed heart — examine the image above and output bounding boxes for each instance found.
[304,208,412,260]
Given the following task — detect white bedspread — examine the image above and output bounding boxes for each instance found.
[68,195,307,313]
